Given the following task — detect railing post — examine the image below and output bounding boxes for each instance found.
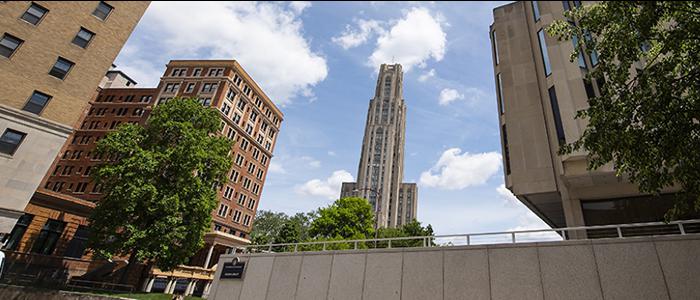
[323,242,326,251]
[616,226,623,238]
[388,239,392,248]
[679,223,686,235]
[354,241,358,250]
[268,244,272,252]
[422,237,426,247]
[294,244,298,252]
[511,232,516,243]
[466,235,470,245]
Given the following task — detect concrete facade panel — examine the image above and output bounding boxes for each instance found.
[266,255,303,300]
[538,244,603,300]
[489,247,544,300]
[327,253,366,300]
[654,238,700,300]
[594,241,669,300]
[296,254,333,300]
[237,256,274,300]
[443,249,490,300]
[363,252,403,300]
[401,251,443,300]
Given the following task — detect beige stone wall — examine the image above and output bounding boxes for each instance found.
[0,1,149,127]
[0,106,71,233]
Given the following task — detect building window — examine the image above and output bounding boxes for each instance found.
[548,86,566,146]
[572,34,587,69]
[562,1,571,11]
[537,29,552,76]
[217,203,229,217]
[491,30,499,65]
[72,27,95,48]
[21,2,48,25]
[243,215,251,226]
[223,186,234,200]
[49,57,74,80]
[532,1,541,21]
[201,83,218,93]
[185,83,195,93]
[64,225,89,258]
[31,219,66,255]
[2,214,33,250]
[226,88,236,101]
[0,33,23,58]
[92,1,113,21]
[0,128,26,155]
[502,125,511,175]
[164,83,180,93]
[192,68,202,77]
[23,90,52,115]
[497,73,504,115]
[584,31,599,66]
[233,210,242,223]
[584,79,595,99]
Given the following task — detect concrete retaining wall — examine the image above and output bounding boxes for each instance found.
[208,234,700,300]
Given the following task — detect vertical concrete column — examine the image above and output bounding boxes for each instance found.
[164,278,174,294]
[203,280,212,297]
[185,279,196,296]
[165,277,177,294]
[143,277,155,292]
[204,243,216,268]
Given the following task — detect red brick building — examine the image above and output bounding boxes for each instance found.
[3,60,283,295]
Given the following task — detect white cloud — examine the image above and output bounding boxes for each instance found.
[419,148,501,190]
[438,87,487,106]
[418,68,436,82]
[496,184,519,206]
[300,156,321,168]
[369,7,446,71]
[438,88,464,105]
[327,151,336,156]
[117,2,327,105]
[332,19,385,49]
[296,170,354,199]
[268,161,287,174]
[289,1,311,14]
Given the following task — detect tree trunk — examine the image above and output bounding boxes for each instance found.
[119,248,139,285]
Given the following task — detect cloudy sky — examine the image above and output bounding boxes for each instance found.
[114,1,551,235]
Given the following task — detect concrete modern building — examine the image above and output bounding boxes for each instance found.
[490,1,684,234]
[0,1,149,236]
[2,60,284,296]
[341,64,418,229]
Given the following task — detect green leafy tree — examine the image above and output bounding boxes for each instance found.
[546,1,700,219]
[87,98,232,282]
[250,210,289,245]
[309,197,375,240]
[376,220,434,248]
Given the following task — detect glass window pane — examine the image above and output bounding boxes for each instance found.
[93,2,113,20]
[0,34,23,58]
[0,129,27,155]
[537,30,552,76]
[23,91,51,114]
[22,3,48,25]
[532,1,541,21]
[2,214,33,250]
[497,73,504,115]
[548,87,566,146]
[492,30,499,65]
[49,58,74,79]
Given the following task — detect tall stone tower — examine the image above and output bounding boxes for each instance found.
[341,64,418,229]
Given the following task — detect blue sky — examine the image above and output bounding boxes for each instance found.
[113,1,551,235]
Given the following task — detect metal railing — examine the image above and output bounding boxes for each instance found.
[243,219,700,254]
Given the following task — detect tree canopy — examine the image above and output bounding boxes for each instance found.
[309,197,375,240]
[546,1,700,219]
[87,98,232,274]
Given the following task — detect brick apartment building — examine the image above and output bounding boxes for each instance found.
[2,60,283,296]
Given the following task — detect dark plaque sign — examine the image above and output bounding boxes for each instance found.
[220,261,246,279]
